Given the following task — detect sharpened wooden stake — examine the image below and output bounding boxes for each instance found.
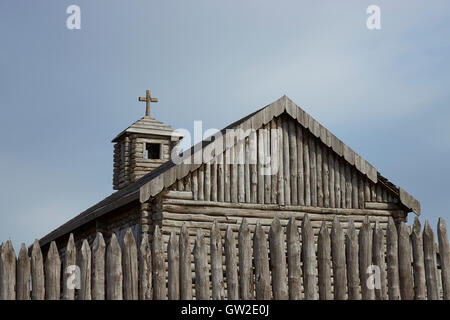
[211,221,225,300]
[194,229,210,300]
[411,218,426,300]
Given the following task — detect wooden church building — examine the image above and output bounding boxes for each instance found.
[39,93,420,255]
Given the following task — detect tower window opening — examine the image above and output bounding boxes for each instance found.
[146,143,161,160]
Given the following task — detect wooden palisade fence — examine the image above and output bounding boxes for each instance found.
[0,215,449,300]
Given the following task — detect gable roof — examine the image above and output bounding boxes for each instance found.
[39,95,420,247]
[112,115,183,142]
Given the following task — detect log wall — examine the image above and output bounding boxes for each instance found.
[173,115,399,210]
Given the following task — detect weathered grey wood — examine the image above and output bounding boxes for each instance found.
[372,220,387,300]
[283,118,291,205]
[328,151,335,208]
[303,128,310,206]
[212,159,218,202]
[211,221,225,300]
[331,216,347,300]
[351,171,359,209]
[205,162,211,201]
[245,139,251,203]
[16,243,30,300]
[437,217,450,300]
[411,217,426,300]
[192,169,198,200]
[225,225,239,299]
[323,147,330,208]
[231,146,238,203]
[269,216,289,300]
[423,220,439,299]
[106,233,123,300]
[193,229,210,300]
[79,239,92,300]
[123,229,138,300]
[288,120,298,205]
[179,223,192,300]
[310,137,317,206]
[185,172,192,192]
[398,221,414,300]
[63,233,76,300]
[334,156,341,208]
[218,153,225,202]
[92,232,106,300]
[238,219,253,300]
[271,121,278,204]
[199,163,206,202]
[31,240,45,300]
[253,221,271,300]
[277,118,285,205]
[45,241,61,300]
[316,143,323,207]
[138,233,152,300]
[286,217,302,300]
[224,149,231,202]
[168,232,180,300]
[345,165,352,209]
[264,124,271,203]
[345,219,360,300]
[386,217,401,300]
[358,176,364,209]
[318,221,332,300]
[0,240,16,300]
[249,130,258,203]
[152,225,167,300]
[340,160,346,208]
[257,129,265,204]
[297,126,305,206]
[302,214,317,300]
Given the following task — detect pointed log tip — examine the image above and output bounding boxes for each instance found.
[412,217,421,235]
[32,239,40,248]
[319,220,327,232]
[81,238,90,251]
[438,217,447,231]
[364,215,370,224]
[270,216,282,231]
[226,225,234,237]
[124,228,136,245]
[374,219,380,229]
[423,220,433,234]
[287,216,297,230]
[49,241,58,252]
[110,232,119,246]
[388,216,395,225]
[239,218,249,232]
[332,215,339,224]
[2,239,14,252]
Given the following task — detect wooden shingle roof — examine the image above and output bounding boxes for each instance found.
[112,116,183,142]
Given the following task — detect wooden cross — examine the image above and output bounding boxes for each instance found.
[138,89,158,116]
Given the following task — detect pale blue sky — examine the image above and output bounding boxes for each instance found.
[1,1,449,249]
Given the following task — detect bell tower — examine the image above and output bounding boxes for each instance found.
[112,90,182,190]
